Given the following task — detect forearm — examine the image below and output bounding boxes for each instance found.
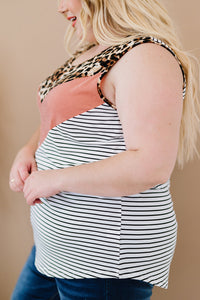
[23,126,40,155]
[10,126,41,192]
[58,150,168,197]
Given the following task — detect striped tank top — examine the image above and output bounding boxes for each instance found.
[31,36,187,289]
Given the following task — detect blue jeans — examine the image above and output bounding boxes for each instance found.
[11,246,154,300]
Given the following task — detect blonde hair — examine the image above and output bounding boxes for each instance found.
[64,0,200,169]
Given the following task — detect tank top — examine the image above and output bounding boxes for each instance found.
[31,36,187,289]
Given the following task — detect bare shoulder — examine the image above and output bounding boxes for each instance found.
[112,41,184,96]
[110,42,184,111]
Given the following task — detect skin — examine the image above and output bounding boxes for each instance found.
[58,0,96,43]
[10,0,183,206]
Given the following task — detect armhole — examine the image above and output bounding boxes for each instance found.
[97,36,187,108]
[97,72,117,110]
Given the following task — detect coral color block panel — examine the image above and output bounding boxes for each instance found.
[37,73,103,145]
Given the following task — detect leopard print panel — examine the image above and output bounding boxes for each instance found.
[38,36,187,108]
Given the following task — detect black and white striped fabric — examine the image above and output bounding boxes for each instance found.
[32,103,177,289]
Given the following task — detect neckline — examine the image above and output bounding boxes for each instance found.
[69,37,136,69]
[69,44,115,69]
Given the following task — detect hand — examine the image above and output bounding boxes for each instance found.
[9,146,38,193]
[23,169,63,206]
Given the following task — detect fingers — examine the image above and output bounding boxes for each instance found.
[23,176,40,206]
[23,188,33,206]
[9,148,39,203]
[24,192,42,206]
[18,165,30,182]
[9,170,24,192]
[9,154,41,205]
[9,161,37,192]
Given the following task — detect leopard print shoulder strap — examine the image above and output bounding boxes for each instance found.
[96,36,186,109]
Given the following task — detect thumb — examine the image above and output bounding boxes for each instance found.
[19,167,30,182]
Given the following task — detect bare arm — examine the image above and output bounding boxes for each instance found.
[57,149,166,197]
[23,43,184,204]
[24,126,40,155]
[9,126,40,192]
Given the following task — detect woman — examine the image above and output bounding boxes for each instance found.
[9,0,200,299]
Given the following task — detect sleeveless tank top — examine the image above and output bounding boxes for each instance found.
[31,36,186,289]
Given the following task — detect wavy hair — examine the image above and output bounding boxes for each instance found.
[63,0,200,169]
